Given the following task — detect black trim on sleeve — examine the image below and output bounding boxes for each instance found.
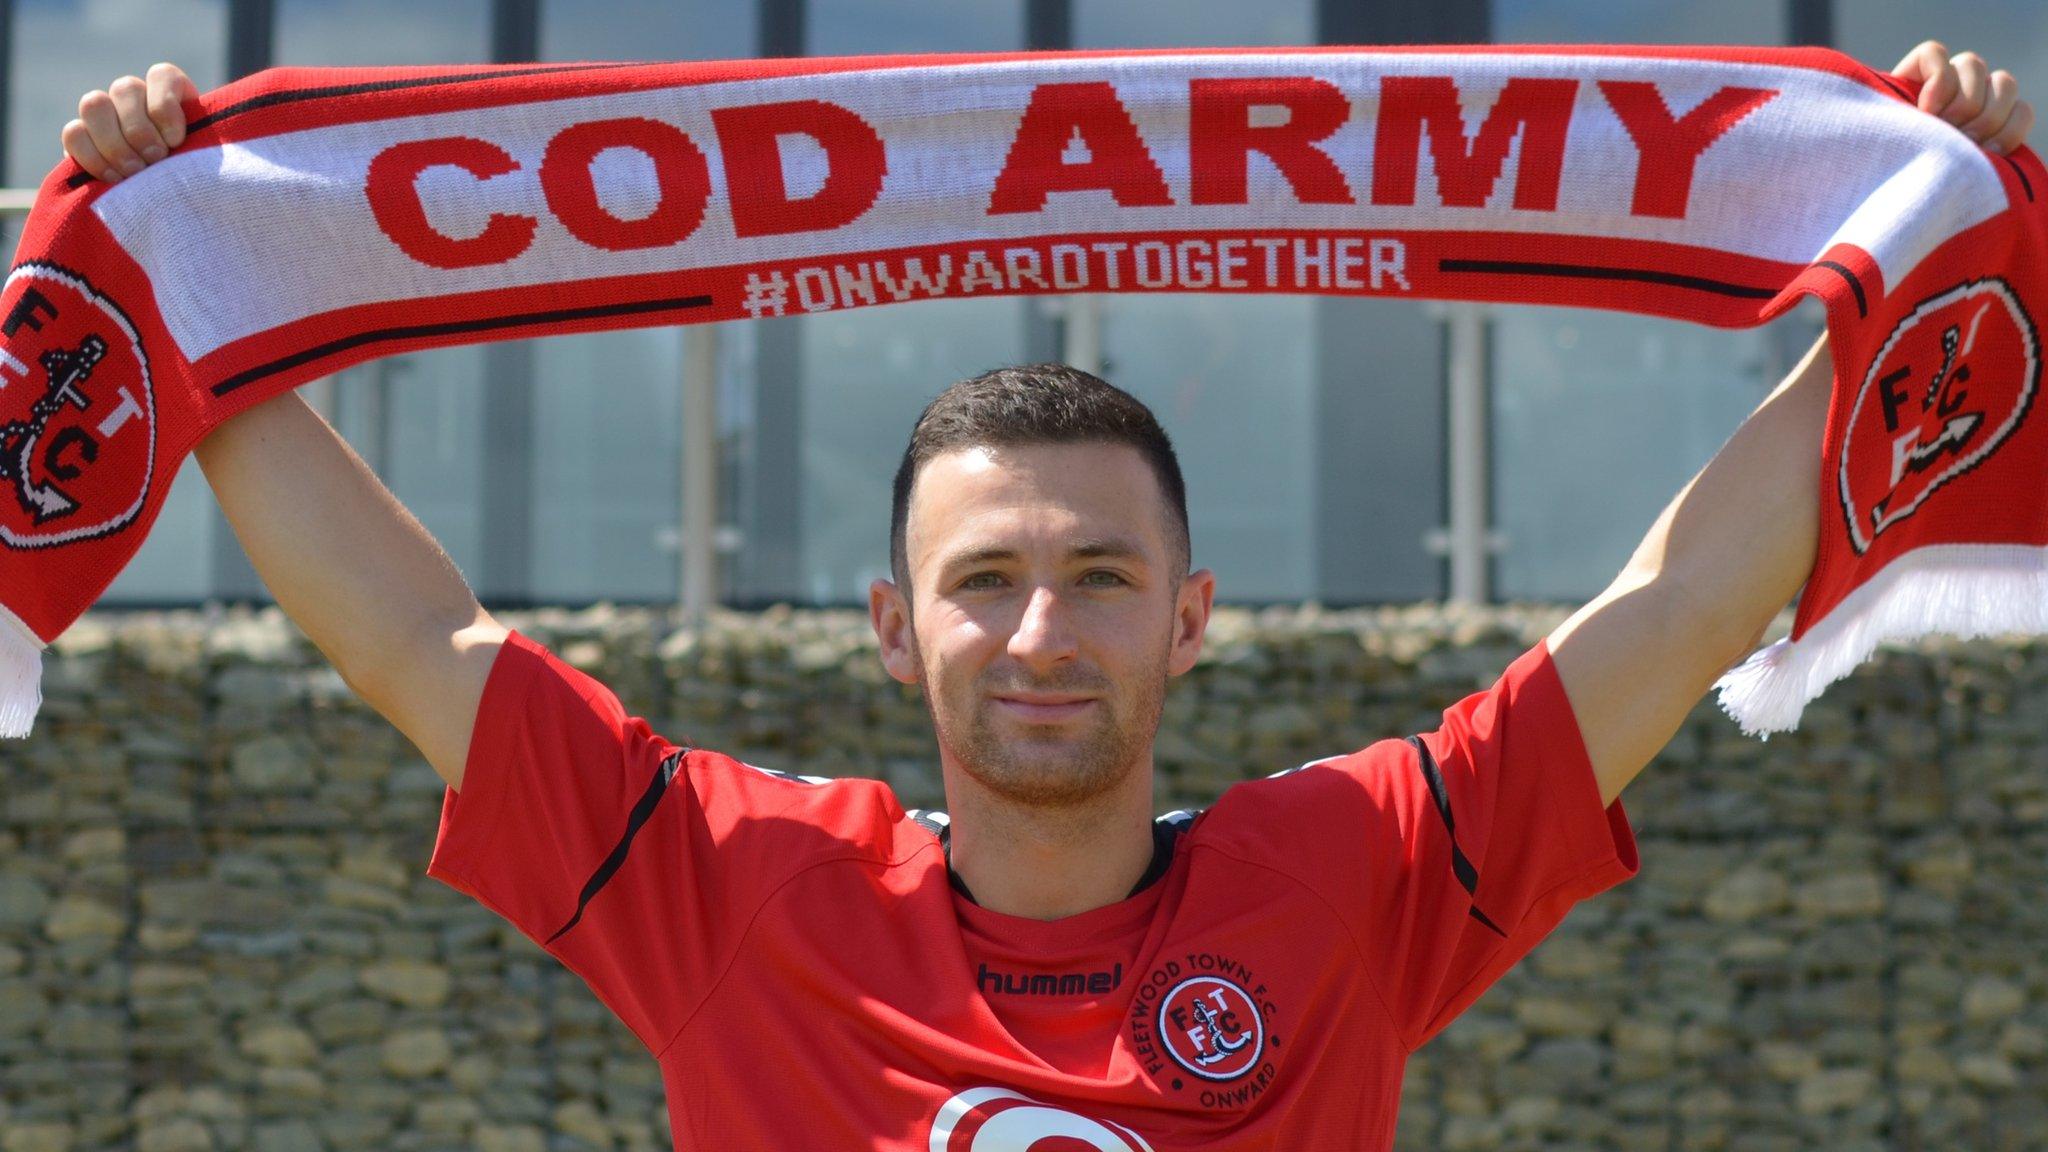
[1405,735,1507,939]
[545,747,690,946]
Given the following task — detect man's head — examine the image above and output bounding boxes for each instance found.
[870,364,1214,813]
[888,364,1190,595]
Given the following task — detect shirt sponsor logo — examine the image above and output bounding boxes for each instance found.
[0,264,155,550]
[929,1087,1153,1151]
[976,961,1123,998]
[1837,276,2038,553]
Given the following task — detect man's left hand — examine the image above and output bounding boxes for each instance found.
[1893,39,2034,154]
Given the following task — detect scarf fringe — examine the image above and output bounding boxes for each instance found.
[1716,544,2048,736]
[0,604,43,738]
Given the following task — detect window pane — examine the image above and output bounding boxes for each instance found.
[1492,0,1785,45]
[1075,1,1309,49]
[1486,0,1818,599]
[542,0,752,62]
[100,461,214,601]
[809,0,1020,56]
[12,0,228,602]
[791,0,1027,603]
[277,0,491,64]
[1101,297,1315,601]
[530,331,684,601]
[1490,307,1818,599]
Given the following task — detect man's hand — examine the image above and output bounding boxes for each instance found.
[1893,40,2034,154]
[1549,42,2032,805]
[63,63,196,182]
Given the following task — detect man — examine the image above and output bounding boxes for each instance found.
[61,42,2033,1149]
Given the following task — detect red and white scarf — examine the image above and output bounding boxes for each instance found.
[2,46,2043,737]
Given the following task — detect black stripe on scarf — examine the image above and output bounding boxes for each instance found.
[210,294,713,396]
[1438,258,1776,300]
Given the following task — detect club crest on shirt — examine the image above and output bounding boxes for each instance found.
[1159,975,1263,1081]
[1837,277,2038,554]
[0,263,155,550]
[929,1087,1154,1151]
[1128,952,1281,1107]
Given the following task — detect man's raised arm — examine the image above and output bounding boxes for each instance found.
[1548,42,2032,805]
[65,65,506,789]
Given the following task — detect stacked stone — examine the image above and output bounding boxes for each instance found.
[0,604,2044,1149]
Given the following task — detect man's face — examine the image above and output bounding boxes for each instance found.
[871,442,1213,809]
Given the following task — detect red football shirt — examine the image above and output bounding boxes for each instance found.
[427,631,1637,1150]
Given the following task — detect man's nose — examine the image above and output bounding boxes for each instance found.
[1008,584,1078,668]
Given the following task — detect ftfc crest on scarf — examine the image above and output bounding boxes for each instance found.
[0,263,154,550]
[1838,277,2039,554]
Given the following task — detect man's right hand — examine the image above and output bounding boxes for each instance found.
[63,63,197,182]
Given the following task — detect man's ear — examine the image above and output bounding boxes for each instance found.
[1167,568,1215,677]
[870,578,921,685]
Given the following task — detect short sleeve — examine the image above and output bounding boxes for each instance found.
[1363,641,1637,1047]
[1206,640,1638,1051]
[425,630,832,1055]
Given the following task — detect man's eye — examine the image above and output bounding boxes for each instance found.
[1083,570,1127,586]
[961,572,1003,589]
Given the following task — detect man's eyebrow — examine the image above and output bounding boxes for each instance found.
[1068,538,1146,561]
[939,538,1149,569]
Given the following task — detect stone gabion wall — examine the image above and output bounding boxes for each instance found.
[1,603,2045,1152]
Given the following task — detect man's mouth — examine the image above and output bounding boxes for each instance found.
[991,694,1098,722]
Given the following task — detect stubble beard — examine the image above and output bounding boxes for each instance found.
[919,650,1169,810]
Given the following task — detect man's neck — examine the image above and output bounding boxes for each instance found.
[943,776,1157,921]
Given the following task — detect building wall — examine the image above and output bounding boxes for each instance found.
[1,606,2043,1150]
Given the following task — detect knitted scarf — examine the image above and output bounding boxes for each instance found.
[1,46,2043,738]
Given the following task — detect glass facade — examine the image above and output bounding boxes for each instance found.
[6,0,2035,606]
[1487,0,1822,598]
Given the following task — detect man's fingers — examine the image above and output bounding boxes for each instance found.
[144,63,192,149]
[1962,70,2022,148]
[1944,51,1991,125]
[1891,39,1947,82]
[77,90,143,179]
[1989,99,2036,156]
[60,119,116,182]
[109,75,169,163]
[1893,40,1952,100]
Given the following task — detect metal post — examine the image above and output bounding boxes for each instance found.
[681,327,721,622]
[209,0,276,602]
[1444,305,1492,604]
[1063,297,1104,375]
[226,0,274,83]
[1025,0,1068,52]
[476,0,541,603]
[1788,0,1833,48]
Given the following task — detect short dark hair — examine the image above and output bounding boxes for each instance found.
[889,364,1191,593]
